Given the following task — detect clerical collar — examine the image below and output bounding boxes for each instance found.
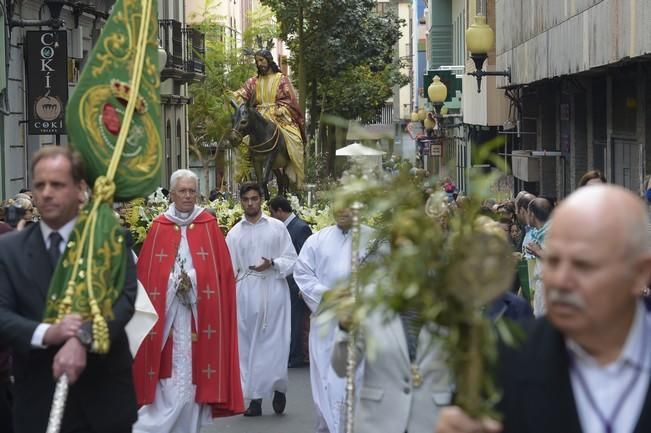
[174,209,191,219]
[164,204,203,227]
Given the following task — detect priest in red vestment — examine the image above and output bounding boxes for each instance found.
[132,169,244,433]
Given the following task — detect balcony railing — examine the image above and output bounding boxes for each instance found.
[183,26,206,78]
[368,103,394,125]
[159,20,206,82]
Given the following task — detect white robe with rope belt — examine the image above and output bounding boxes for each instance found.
[226,214,297,400]
[293,224,375,433]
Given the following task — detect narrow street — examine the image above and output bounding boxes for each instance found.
[203,367,314,433]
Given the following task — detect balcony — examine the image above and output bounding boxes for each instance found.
[159,19,184,80]
[182,27,206,82]
[159,20,206,83]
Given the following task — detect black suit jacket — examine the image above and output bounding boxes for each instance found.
[286,215,312,255]
[497,318,651,433]
[487,292,532,324]
[0,223,138,433]
[286,216,312,286]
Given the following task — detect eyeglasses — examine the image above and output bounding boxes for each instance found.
[174,189,197,197]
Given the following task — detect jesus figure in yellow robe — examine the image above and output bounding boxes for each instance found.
[233,50,305,189]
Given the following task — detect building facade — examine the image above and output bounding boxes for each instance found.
[0,0,200,198]
[494,0,650,197]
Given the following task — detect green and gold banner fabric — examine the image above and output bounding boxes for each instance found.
[45,0,161,353]
[43,205,127,353]
[66,0,162,201]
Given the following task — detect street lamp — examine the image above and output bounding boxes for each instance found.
[157,40,168,74]
[465,15,511,93]
[427,75,447,115]
[423,114,436,131]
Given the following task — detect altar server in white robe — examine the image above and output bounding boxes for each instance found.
[294,208,375,433]
[226,182,298,417]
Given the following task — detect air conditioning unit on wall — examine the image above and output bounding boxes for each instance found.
[512,150,539,182]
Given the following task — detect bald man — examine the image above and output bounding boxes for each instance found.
[436,185,651,433]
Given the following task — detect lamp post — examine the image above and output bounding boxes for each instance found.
[465,13,511,93]
[427,75,447,118]
[157,40,168,74]
[427,75,447,175]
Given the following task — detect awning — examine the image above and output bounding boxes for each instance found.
[336,142,386,156]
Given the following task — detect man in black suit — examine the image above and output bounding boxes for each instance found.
[436,185,651,433]
[269,196,312,367]
[0,223,13,433]
[0,147,138,433]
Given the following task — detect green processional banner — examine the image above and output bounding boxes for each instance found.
[44,0,162,354]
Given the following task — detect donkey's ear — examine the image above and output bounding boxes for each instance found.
[230,98,238,110]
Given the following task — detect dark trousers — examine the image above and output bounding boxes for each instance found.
[288,277,310,365]
[0,381,12,433]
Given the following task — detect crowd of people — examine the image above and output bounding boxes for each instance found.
[0,151,650,433]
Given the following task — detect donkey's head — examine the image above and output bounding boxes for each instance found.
[230,98,252,139]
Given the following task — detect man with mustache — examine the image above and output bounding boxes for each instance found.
[436,184,651,433]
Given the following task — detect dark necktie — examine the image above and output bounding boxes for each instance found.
[399,309,422,362]
[49,232,62,267]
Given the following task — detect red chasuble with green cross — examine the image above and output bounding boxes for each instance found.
[132,211,244,416]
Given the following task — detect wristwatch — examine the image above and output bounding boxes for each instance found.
[76,327,93,349]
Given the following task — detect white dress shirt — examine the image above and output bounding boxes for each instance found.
[567,301,650,433]
[283,212,296,227]
[30,218,78,348]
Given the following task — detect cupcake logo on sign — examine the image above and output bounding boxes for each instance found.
[35,95,63,121]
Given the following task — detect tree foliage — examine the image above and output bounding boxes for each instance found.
[261,0,407,122]
[321,64,409,124]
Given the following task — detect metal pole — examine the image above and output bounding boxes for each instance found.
[476,0,486,16]
[344,201,363,433]
[46,374,69,433]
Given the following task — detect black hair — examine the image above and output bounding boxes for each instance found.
[528,198,552,223]
[239,182,262,198]
[268,196,292,213]
[254,50,281,74]
[516,193,535,212]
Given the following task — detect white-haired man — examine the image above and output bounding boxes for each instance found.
[132,169,244,433]
[436,185,651,433]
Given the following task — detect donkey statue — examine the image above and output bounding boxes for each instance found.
[231,98,292,200]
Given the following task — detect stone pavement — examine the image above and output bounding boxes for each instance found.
[202,366,314,433]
